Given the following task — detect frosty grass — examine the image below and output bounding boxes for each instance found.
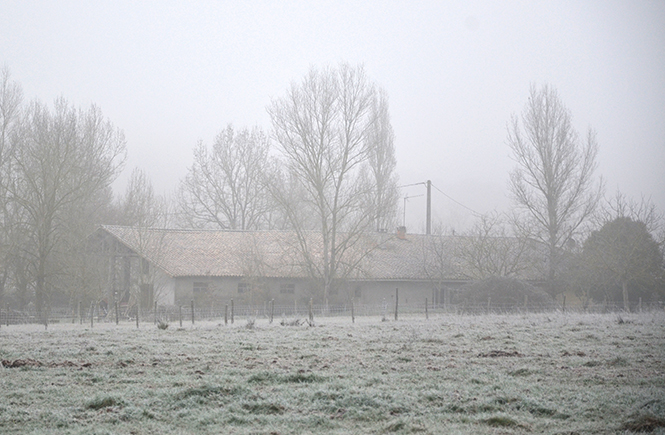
[1,311,664,434]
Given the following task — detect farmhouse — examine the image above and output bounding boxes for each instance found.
[90,225,546,312]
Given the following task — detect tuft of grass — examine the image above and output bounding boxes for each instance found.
[85,395,125,410]
[509,368,532,377]
[248,371,324,384]
[607,356,629,367]
[281,372,325,384]
[176,385,242,401]
[620,414,665,432]
[527,405,557,417]
[383,419,407,432]
[247,371,279,384]
[481,415,525,428]
[241,402,285,414]
[157,320,169,330]
[620,399,665,432]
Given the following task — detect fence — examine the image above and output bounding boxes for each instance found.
[0,298,662,328]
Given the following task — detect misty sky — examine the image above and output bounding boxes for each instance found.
[2,1,664,232]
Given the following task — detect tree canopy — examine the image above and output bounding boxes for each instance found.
[507,84,603,296]
[579,216,664,310]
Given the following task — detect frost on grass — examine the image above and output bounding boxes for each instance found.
[0,311,663,434]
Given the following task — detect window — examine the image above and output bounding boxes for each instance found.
[238,282,249,294]
[193,282,208,294]
[280,283,295,294]
[354,286,362,298]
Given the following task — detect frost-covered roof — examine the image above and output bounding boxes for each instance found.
[96,226,545,282]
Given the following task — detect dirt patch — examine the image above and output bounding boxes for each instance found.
[478,350,523,358]
[1,358,43,368]
[1,359,92,369]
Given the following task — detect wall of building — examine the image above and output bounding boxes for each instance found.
[352,280,432,306]
[166,276,447,308]
[172,276,322,307]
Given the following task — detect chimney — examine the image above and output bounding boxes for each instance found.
[396,226,407,240]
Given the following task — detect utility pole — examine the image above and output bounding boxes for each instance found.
[426,180,432,235]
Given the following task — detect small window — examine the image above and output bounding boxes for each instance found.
[280,283,295,294]
[238,282,249,294]
[193,282,208,294]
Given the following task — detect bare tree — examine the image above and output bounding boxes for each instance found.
[267,64,380,303]
[420,225,458,307]
[8,98,126,317]
[597,191,664,246]
[119,168,169,228]
[457,212,536,280]
[115,168,170,313]
[367,88,399,232]
[0,66,23,305]
[177,125,273,230]
[507,84,603,296]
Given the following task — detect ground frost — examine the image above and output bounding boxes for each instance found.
[0,311,663,434]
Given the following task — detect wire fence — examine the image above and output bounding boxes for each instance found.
[1,298,662,328]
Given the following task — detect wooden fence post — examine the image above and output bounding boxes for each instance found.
[487,296,491,314]
[154,301,158,324]
[191,300,195,325]
[270,299,274,324]
[524,294,528,311]
[79,301,83,325]
[90,302,94,329]
[225,304,228,325]
[309,298,313,323]
[6,303,9,327]
[231,299,234,324]
[394,288,399,321]
[425,298,428,320]
[562,295,566,313]
[351,301,355,324]
[179,305,183,327]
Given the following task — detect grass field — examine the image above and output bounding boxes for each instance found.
[1,311,664,434]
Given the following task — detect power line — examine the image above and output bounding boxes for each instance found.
[398,182,426,189]
[430,183,482,217]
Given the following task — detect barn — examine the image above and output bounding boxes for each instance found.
[89,225,545,313]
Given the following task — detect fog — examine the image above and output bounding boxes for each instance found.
[2,0,663,231]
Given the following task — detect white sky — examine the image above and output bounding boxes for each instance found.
[2,0,664,233]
